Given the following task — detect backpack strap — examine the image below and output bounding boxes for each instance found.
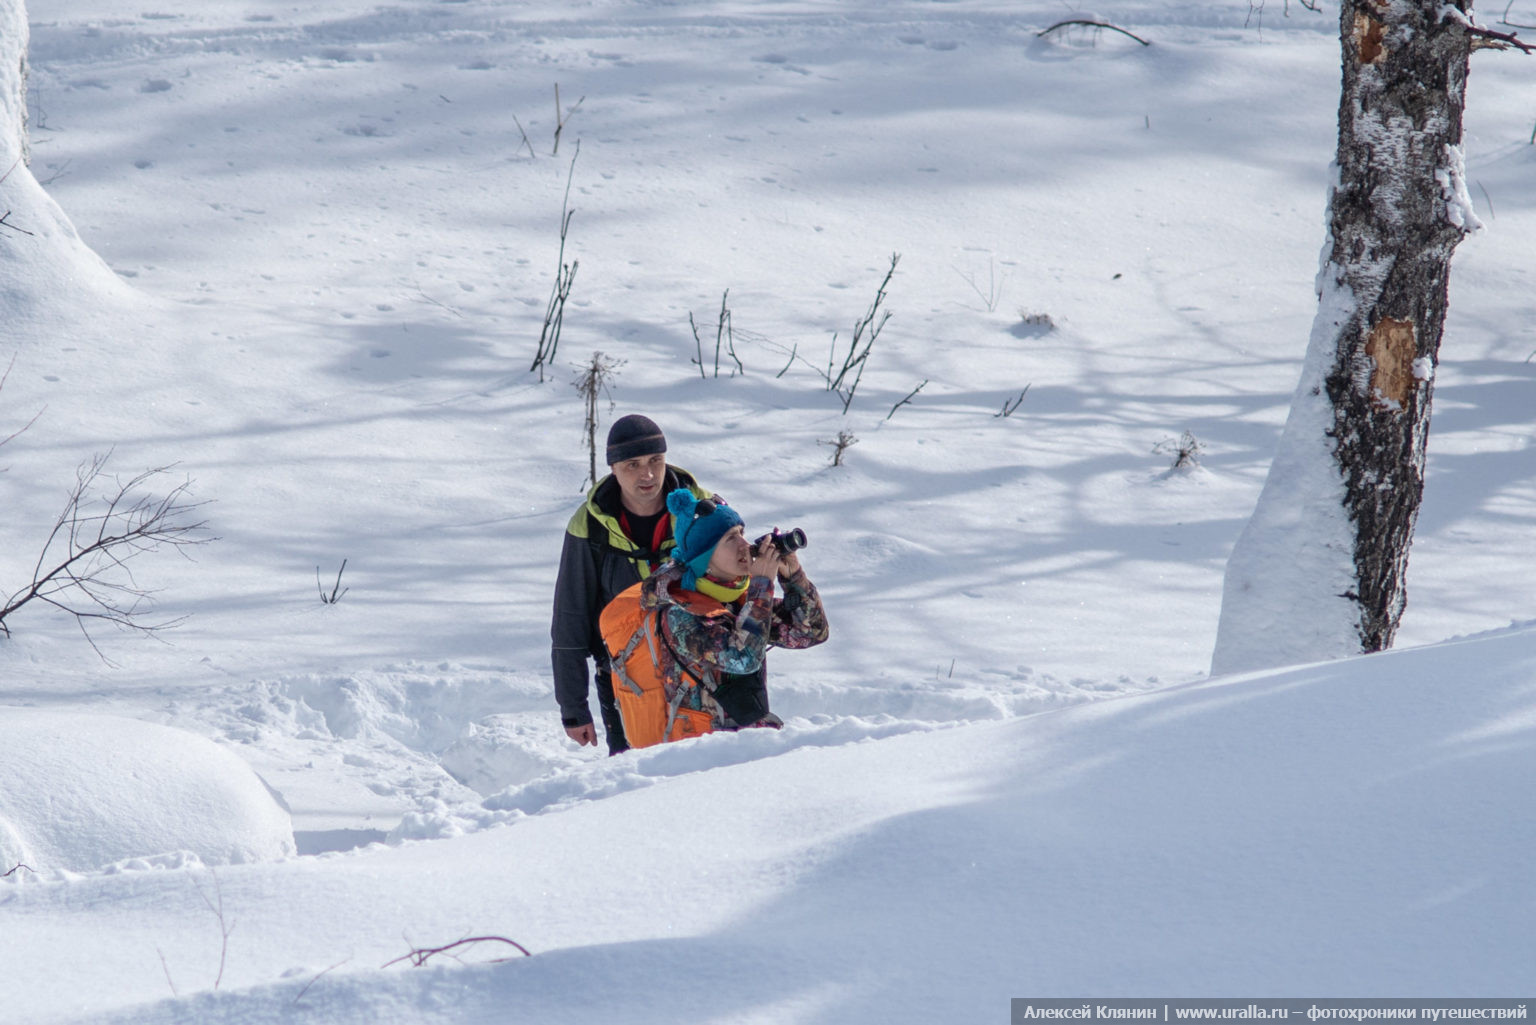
[607,610,653,698]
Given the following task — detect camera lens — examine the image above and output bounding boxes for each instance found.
[778,528,808,553]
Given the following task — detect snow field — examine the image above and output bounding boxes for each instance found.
[2,0,1535,1019]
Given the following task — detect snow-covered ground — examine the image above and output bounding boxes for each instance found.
[2,1,1533,1020]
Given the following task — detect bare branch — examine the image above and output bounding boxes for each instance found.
[2,862,34,878]
[954,259,1002,313]
[1500,0,1536,28]
[829,254,900,413]
[0,356,45,458]
[551,83,584,156]
[158,948,180,998]
[688,311,708,379]
[718,289,742,376]
[886,379,928,421]
[0,211,35,237]
[293,958,352,1006]
[1468,22,1536,51]
[774,342,800,379]
[193,871,235,991]
[382,935,532,969]
[530,142,581,381]
[0,453,213,657]
[317,559,349,604]
[689,290,743,378]
[1037,20,1152,46]
[996,385,1031,418]
[511,114,537,160]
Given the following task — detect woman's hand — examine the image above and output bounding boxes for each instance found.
[749,543,782,581]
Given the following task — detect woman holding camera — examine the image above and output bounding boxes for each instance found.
[599,488,829,749]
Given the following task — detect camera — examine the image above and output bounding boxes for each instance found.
[751,527,808,556]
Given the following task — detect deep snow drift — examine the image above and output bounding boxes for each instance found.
[7,622,1536,1024]
[0,712,294,873]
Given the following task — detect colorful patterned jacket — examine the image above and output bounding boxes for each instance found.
[599,560,829,747]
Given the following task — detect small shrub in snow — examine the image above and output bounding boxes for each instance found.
[955,257,1003,312]
[317,558,349,604]
[827,253,899,414]
[820,429,858,467]
[996,385,1030,418]
[1155,430,1204,469]
[575,351,624,485]
[689,288,742,379]
[529,143,580,382]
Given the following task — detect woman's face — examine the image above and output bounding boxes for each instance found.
[706,525,752,580]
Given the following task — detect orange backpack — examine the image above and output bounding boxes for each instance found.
[599,580,731,748]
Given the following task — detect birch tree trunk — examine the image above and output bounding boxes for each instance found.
[1211,0,1479,675]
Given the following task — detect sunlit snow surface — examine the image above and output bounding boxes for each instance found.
[3,0,1535,1020]
[0,712,294,873]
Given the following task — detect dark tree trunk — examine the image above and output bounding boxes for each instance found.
[1320,0,1475,651]
[1212,0,1482,675]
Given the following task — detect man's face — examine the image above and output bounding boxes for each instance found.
[612,452,667,514]
[706,526,752,580]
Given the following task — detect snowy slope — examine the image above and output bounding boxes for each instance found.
[7,622,1536,1023]
[3,0,1535,1019]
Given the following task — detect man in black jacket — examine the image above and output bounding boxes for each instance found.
[551,415,712,754]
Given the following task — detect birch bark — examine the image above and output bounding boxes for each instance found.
[1212,0,1478,674]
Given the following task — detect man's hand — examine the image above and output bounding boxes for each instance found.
[565,723,598,747]
[777,550,802,578]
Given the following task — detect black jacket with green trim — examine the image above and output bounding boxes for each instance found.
[550,465,711,730]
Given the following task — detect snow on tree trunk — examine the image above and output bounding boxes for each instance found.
[0,0,27,167]
[1211,0,1477,675]
[0,0,138,325]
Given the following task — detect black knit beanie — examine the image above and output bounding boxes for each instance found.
[606,414,667,465]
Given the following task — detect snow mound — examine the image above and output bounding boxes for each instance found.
[0,158,140,334]
[0,710,295,874]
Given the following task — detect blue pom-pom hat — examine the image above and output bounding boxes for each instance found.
[667,488,744,588]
